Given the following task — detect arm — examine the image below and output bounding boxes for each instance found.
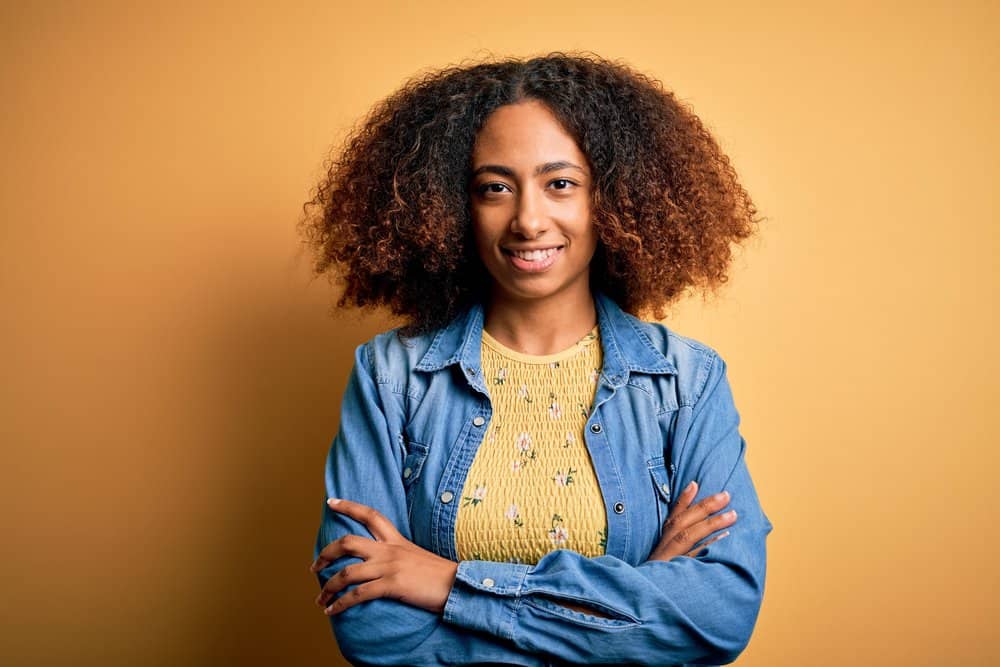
[441,353,773,665]
[313,343,546,667]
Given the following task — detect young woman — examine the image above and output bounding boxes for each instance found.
[303,53,772,666]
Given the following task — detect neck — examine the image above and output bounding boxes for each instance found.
[483,286,598,356]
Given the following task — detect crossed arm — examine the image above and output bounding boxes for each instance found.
[309,348,770,666]
[310,480,735,616]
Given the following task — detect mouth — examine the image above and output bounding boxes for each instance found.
[501,245,565,272]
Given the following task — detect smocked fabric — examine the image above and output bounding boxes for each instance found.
[455,326,607,564]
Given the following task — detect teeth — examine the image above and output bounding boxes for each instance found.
[510,248,559,261]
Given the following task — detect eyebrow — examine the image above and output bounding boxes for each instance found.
[471,161,587,178]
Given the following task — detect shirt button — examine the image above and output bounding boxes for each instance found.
[590,423,602,434]
[466,367,477,376]
[440,491,454,504]
[482,578,495,587]
[613,502,625,514]
[472,416,486,427]
[402,467,413,479]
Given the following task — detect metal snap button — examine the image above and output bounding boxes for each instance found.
[613,502,625,514]
[440,491,454,504]
[403,467,413,479]
[482,578,495,587]
[472,416,485,427]
[590,423,602,434]
[466,367,477,376]
[660,482,670,495]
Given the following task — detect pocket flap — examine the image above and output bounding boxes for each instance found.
[646,456,672,504]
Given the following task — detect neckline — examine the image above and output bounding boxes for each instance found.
[481,325,600,364]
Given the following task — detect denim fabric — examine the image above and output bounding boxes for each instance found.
[314,292,772,666]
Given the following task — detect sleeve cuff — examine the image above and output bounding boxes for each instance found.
[442,560,530,640]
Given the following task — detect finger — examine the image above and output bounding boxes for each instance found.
[311,533,375,572]
[316,561,383,607]
[324,580,390,616]
[670,480,698,515]
[685,530,731,558]
[667,490,732,535]
[326,498,401,542]
[661,480,698,534]
[670,509,738,552]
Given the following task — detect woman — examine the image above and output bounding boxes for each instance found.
[302,53,771,666]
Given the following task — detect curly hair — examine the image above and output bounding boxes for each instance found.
[299,52,762,335]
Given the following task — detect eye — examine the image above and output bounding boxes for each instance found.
[477,182,511,196]
[549,178,577,190]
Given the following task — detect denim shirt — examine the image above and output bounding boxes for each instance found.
[314,292,772,667]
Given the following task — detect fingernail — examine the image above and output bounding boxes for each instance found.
[717,531,731,540]
[327,498,340,506]
[686,480,696,492]
[725,510,737,520]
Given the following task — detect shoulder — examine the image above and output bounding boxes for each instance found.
[620,315,726,406]
[355,327,437,381]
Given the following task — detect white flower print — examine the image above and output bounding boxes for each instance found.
[549,526,569,547]
[517,384,533,403]
[505,503,524,527]
[552,467,576,487]
[564,431,575,448]
[511,459,523,473]
[547,393,562,420]
[590,369,600,384]
[494,367,507,385]
[462,484,487,507]
[548,514,569,547]
[513,432,537,466]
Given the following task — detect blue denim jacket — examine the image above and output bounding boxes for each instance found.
[314,292,772,666]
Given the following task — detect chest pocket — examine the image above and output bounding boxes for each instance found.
[646,455,673,527]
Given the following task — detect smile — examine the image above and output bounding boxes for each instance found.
[502,246,565,272]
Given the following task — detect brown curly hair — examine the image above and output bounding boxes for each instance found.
[299,52,762,334]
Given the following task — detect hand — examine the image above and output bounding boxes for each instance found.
[309,498,459,616]
[647,480,737,562]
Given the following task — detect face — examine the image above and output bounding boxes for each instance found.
[469,99,597,308]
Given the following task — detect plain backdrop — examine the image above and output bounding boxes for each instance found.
[3,1,998,665]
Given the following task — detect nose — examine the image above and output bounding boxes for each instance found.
[510,189,548,239]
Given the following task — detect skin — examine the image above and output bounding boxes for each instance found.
[311,100,737,619]
[469,99,599,355]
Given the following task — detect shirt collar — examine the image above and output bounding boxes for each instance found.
[415,292,677,385]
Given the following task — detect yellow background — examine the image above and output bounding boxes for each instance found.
[3,1,997,665]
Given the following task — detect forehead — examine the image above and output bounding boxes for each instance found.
[472,100,586,167]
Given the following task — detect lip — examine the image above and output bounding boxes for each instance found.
[502,245,565,273]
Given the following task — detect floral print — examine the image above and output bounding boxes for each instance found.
[547,393,562,420]
[514,431,537,468]
[548,514,569,547]
[505,503,524,527]
[553,467,577,487]
[462,484,487,507]
[454,325,607,564]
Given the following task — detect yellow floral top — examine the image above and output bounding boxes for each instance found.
[454,326,608,564]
